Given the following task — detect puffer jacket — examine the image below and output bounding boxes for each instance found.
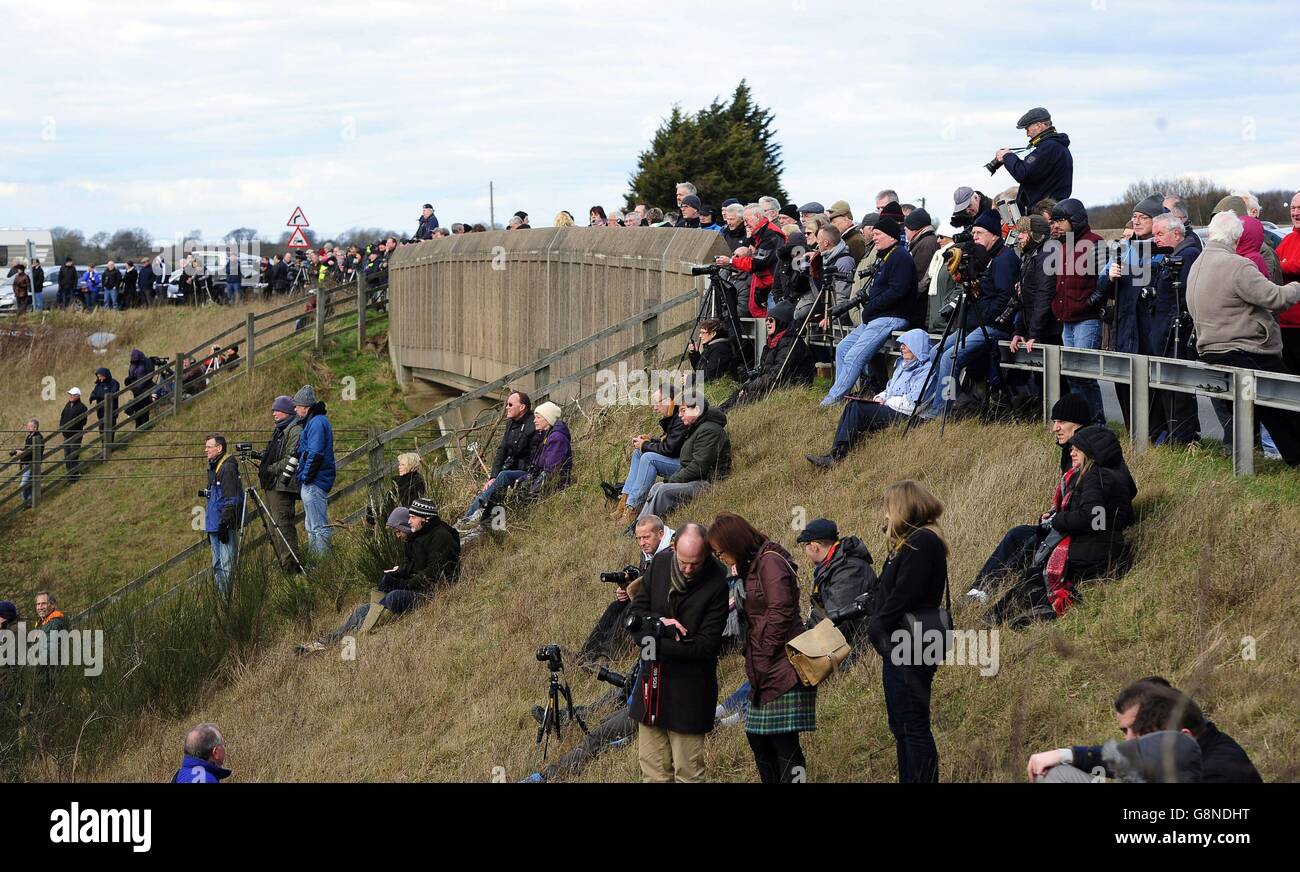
[1053,425,1136,577]
[668,399,731,483]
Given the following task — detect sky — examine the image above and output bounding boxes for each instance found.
[3,0,1299,242]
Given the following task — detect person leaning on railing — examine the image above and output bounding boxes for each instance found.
[1186,210,1300,466]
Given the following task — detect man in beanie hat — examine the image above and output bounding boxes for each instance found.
[963,392,1096,603]
[256,395,304,571]
[297,499,461,653]
[1044,198,1107,423]
[817,213,917,407]
[0,600,19,629]
[293,385,335,556]
[1097,194,1165,426]
[995,108,1073,216]
[778,203,802,228]
[906,208,939,324]
[698,204,722,233]
[677,195,703,228]
[722,300,814,411]
[925,210,1021,419]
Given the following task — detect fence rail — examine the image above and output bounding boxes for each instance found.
[1,274,388,521]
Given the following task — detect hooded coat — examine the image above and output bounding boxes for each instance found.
[380,517,461,594]
[1045,200,1106,325]
[296,401,336,492]
[876,328,934,415]
[1054,425,1136,576]
[1002,129,1073,215]
[127,349,156,397]
[1236,217,1268,276]
[668,398,731,483]
[89,368,119,423]
[741,541,804,706]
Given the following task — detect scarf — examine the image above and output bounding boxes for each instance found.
[1045,466,1078,615]
[765,328,788,350]
[669,554,691,594]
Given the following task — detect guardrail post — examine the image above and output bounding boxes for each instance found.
[1130,354,1150,454]
[314,287,326,351]
[753,317,767,369]
[1042,344,1062,425]
[174,352,185,416]
[534,347,551,397]
[367,427,386,521]
[246,312,256,373]
[357,272,367,351]
[1232,369,1255,476]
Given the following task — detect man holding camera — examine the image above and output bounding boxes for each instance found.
[627,523,729,782]
[924,209,1020,419]
[255,396,303,572]
[203,434,243,594]
[818,215,917,406]
[713,203,785,317]
[581,514,675,661]
[798,518,876,656]
[993,107,1073,218]
[1148,213,1202,446]
[1097,194,1164,425]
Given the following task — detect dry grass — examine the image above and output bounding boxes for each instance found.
[88,383,1300,783]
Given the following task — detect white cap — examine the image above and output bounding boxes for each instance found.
[67,386,82,396]
[936,222,960,239]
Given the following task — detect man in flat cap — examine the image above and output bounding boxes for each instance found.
[994,108,1073,217]
[415,203,439,240]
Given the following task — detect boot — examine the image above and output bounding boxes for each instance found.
[619,505,639,527]
[609,494,628,519]
[358,603,393,635]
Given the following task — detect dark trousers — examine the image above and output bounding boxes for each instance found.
[881,659,938,783]
[1283,328,1300,377]
[322,588,425,645]
[581,598,633,660]
[746,731,806,783]
[539,708,636,782]
[973,524,1041,592]
[262,488,299,570]
[833,400,907,456]
[62,440,83,480]
[1199,350,1300,465]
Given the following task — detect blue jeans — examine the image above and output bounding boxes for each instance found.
[822,316,908,405]
[621,450,682,510]
[881,659,938,782]
[925,326,1011,417]
[33,288,44,311]
[20,470,32,505]
[226,284,242,305]
[105,288,119,310]
[1061,319,1104,424]
[301,482,331,555]
[463,469,527,518]
[208,532,238,594]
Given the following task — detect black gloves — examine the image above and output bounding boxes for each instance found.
[216,524,230,545]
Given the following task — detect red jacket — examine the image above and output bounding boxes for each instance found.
[741,541,803,706]
[1047,228,1104,324]
[1275,231,1300,328]
[729,219,786,318]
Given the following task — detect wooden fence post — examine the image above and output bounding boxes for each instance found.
[174,352,185,416]
[367,426,386,520]
[246,312,257,373]
[356,272,367,351]
[30,435,43,508]
[314,287,326,351]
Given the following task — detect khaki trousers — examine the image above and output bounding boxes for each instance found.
[637,724,707,783]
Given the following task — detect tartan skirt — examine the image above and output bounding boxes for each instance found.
[745,683,817,735]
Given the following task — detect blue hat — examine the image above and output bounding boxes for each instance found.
[973,209,1002,236]
[0,600,17,623]
[798,201,825,214]
[271,395,296,415]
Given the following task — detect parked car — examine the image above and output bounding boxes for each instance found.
[165,252,263,302]
[0,273,59,314]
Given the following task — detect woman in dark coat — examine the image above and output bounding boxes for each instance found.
[125,349,157,428]
[686,319,736,383]
[867,480,948,783]
[708,512,814,783]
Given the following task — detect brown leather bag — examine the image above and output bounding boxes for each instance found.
[786,619,850,686]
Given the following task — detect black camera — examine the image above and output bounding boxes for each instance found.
[197,488,211,499]
[829,290,867,319]
[599,565,640,586]
[984,157,1004,175]
[1139,283,1157,303]
[535,644,563,671]
[691,264,720,276]
[826,591,874,626]
[624,612,665,639]
[595,666,628,689]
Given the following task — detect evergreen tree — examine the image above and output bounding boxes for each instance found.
[626,81,786,212]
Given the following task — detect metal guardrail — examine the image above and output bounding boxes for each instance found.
[0,275,384,520]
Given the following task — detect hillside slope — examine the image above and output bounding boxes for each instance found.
[93,385,1300,783]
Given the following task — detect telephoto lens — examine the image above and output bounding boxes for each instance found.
[279,455,299,487]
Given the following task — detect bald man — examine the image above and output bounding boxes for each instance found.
[172,723,232,783]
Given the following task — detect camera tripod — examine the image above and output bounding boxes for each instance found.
[906,273,998,436]
[535,659,588,762]
[692,268,756,376]
[234,454,306,577]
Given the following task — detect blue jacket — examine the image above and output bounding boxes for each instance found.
[971,239,1020,328]
[83,269,102,296]
[1097,237,1160,354]
[172,755,231,783]
[860,244,917,324]
[205,453,242,533]
[882,328,934,407]
[297,402,336,492]
[1002,130,1073,215]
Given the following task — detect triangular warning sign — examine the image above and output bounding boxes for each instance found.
[286,206,310,227]
[285,226,312,249]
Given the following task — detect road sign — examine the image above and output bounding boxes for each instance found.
[286,207,310,227]
[286,226,312,249]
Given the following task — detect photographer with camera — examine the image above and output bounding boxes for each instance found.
[950,187,994,230]
[580,514,675,661]
[812,224,857,319]
[708,513,813,783]
[990,107,1073,217]
[611,387,686,525]
[806,328,933,467]
[1148,213,1203,446]
[1187,210,1300,466]
[719,302,813,412]
[202,435,243,594]
[713,203,785,317]
[253,396,304,572]
[1097,194,1164,424]
[816,215,916,407]
[293,385,336,556]
[415,203,439,240]
[923,210,1020,419]
[686,319,735,384]
[626,523,729,782]
[798,517,876,661]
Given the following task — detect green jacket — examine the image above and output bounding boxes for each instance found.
[260,418,304,495]
[669,400,731,484]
